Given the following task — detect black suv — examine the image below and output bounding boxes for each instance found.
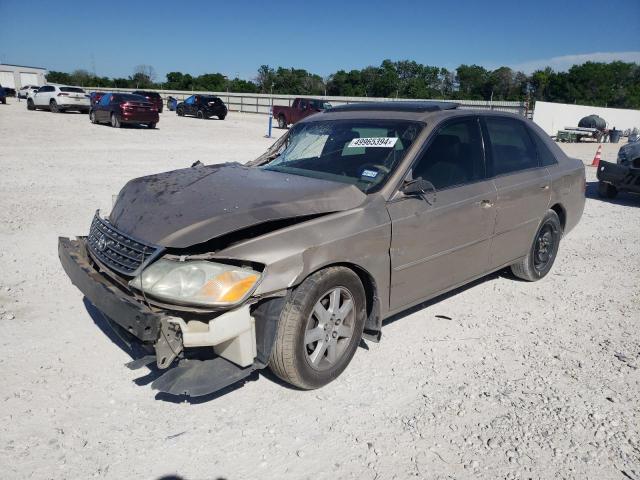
[176,94,227,120]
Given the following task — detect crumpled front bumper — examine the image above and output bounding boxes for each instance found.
[58,237,259,396]
[597,160,640,194]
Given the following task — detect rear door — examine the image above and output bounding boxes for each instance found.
[96,93,112,122]
[482,115,551,269]
[387,116,497,310]
[184,95,196,115]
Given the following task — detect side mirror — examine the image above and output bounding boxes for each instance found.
[401,177,436,203]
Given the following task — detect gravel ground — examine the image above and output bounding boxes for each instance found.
[0,100,638,480]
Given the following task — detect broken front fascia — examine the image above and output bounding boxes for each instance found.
[155,305,257,370]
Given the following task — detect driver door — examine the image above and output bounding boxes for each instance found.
[387,116,497,310]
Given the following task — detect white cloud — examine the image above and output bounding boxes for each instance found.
[508,51,640,73]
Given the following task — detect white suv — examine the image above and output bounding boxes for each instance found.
[19,85,40,99]
[27,85,90,113]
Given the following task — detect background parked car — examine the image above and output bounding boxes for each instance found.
[27,85,90,113]
[0,85,6,104]
[176,94,227,119]
[18,85,39,99]
[131,90,163,113]
[273,97,331,129]
[89,92,159,129]
[89,91,106,105]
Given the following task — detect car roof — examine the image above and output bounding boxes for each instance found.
[328,101,458,113]
[302,102,527,124]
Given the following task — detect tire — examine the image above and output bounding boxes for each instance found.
[269,267,366,389]
[176,107,184,116]
[27,99,35,110]
[89,111,97,124]
[196,110,204,119]
[277,114,287,129]
[218,115,226,120]
[110,113,121,128]
[510,210,562,281]
[50,100,59,113]
[147,122,156,129]
[598,181,618,199]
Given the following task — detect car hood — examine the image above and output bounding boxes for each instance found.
[109,163,367,248]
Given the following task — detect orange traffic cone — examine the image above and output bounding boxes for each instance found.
[591,144,602,167]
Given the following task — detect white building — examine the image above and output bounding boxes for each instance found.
[0,64,48,91]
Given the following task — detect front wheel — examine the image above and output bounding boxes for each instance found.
[110,113,121,128]
[89,111,97,124]
[147,122,156,129]
[218,114,226,120]
[50,100,59,113]
[277,114,287,129]
[598,181,618,199]
[176,107,184,116]
[269,267,366,390]
[510,210,562,281]
[196,110,205,119]
[27,99,35,110]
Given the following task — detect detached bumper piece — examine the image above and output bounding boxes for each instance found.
[151,357,255,397]
[58,237,261,397]
[597,160,640,194]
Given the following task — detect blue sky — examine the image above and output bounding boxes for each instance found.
[1,0,638,81]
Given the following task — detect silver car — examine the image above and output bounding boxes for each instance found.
[59,102,585,396]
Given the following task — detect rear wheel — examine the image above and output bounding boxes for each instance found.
[598,181,618,199]
[176,107,184,116]
[89,111,97,124]
[269,267,366,389]
[27,99,35,110]
[196,110,205,119]
[218,114,226,120]
[147,122,156,129]
[511,210,562,281]
[110,113,121,128]
[278,114,287,129]
[50,100,59,113]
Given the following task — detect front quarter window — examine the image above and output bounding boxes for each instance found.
[261,120,423,193]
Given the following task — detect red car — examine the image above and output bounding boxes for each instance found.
[273,98,331,129]
[89,93,159,128]
[132,90,163,113]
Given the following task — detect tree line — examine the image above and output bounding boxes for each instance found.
[45,60,640,109]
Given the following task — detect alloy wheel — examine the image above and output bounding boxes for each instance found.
[304,287,356,371]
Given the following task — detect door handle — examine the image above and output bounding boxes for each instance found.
[476,199,494,208]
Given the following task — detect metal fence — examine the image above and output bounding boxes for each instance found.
[85,87,527,116]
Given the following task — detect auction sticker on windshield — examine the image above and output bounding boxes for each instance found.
[348,137,398,148]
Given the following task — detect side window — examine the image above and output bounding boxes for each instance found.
[485,117,538,175]
[530,129,558,166]
[185,96,195,105]
[99,94,111,106]
[412,118,485,190]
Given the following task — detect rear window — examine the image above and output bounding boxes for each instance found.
[60,87,86,93]
[135,91,160,98]
[116,94,149,102]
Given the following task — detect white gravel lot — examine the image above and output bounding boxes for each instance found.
[0,99,638,480]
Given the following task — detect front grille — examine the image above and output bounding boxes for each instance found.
[87,212,162,276]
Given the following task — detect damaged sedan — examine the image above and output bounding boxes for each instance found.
[58,101,585,396]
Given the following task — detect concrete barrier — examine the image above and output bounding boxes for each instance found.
[85,87,527,116]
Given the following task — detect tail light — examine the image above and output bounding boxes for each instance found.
[120,102,132,110]
[57,92,69,96]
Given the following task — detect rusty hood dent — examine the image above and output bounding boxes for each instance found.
[109,163,367,248]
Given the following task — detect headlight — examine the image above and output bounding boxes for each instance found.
[129,259,261,307]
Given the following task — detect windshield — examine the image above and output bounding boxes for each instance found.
[116,94,149,102]
[261,120,423,193]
